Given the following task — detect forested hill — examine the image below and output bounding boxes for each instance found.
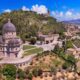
[0,10,65,40]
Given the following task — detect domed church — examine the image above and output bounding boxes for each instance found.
[0,19,22,58]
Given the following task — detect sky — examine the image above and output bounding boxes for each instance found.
[0,0,80,21]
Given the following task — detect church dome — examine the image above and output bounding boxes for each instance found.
[3,19,16,33]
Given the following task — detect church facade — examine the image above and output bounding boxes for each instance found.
[0,19,22,58]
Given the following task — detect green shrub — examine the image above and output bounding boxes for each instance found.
[2,64,16,78]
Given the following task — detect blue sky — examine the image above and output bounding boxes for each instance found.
[0,0,80,21]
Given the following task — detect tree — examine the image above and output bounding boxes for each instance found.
[67,55,76,64]
[25,68,29,75]
[50,66,56,73]
[32,68,42,77]
[62,62,71,70]
[53,44,64,56]
[32,68,38,77]
[0,66,3,80]
[6,76,15,80]
[59,31,65,39]
[53,44,60,54]
[2,64,16,78]
[37,68,43,76]
[17,69,26,79]
[66,40,73,49]
[27,73,33,80]
[30,37,36,45]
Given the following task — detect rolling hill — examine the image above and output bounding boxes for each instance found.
[0,10,65,41]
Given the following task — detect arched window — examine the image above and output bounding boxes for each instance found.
[16,48,17,50]
[11,48,13,51]
[12,32,13,35]
[0,48,2,50]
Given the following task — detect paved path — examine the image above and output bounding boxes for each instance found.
[0,54,36,64]
[72,43,78,49]
[24,47,37,52]
[73,43,80,51]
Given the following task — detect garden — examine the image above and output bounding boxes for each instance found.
[28,52,65,71]
[23,45,43,56]
[23,45,36,50]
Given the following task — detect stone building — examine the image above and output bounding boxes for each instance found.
[0,19,22,58]
[38,32,59,44]
[66,48,80,59]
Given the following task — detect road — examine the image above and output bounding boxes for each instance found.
[0,54,36,64]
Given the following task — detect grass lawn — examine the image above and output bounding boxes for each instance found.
[23,48,43,56]
[23,45,36,50]
[27,48,43,53]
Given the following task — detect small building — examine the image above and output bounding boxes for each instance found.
[38,32,59,44]
[66,48,80,59]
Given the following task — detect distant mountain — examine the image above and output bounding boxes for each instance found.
[63,19,80,25]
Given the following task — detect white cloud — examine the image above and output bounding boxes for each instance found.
[3,4,48,14]
[65,11,72,16]
[4,9,11,13]
[59,12,64,17]
[51,11,56,16]
[31,4,48,14]
[52,10,80,21]
[51,11,64,18]
[22,6,30,11]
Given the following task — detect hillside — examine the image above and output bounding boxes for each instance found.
[0,10,65,41]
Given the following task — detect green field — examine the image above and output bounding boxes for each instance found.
[23,45,36,50]
[23,48,43,56]
[27,48,43,54]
